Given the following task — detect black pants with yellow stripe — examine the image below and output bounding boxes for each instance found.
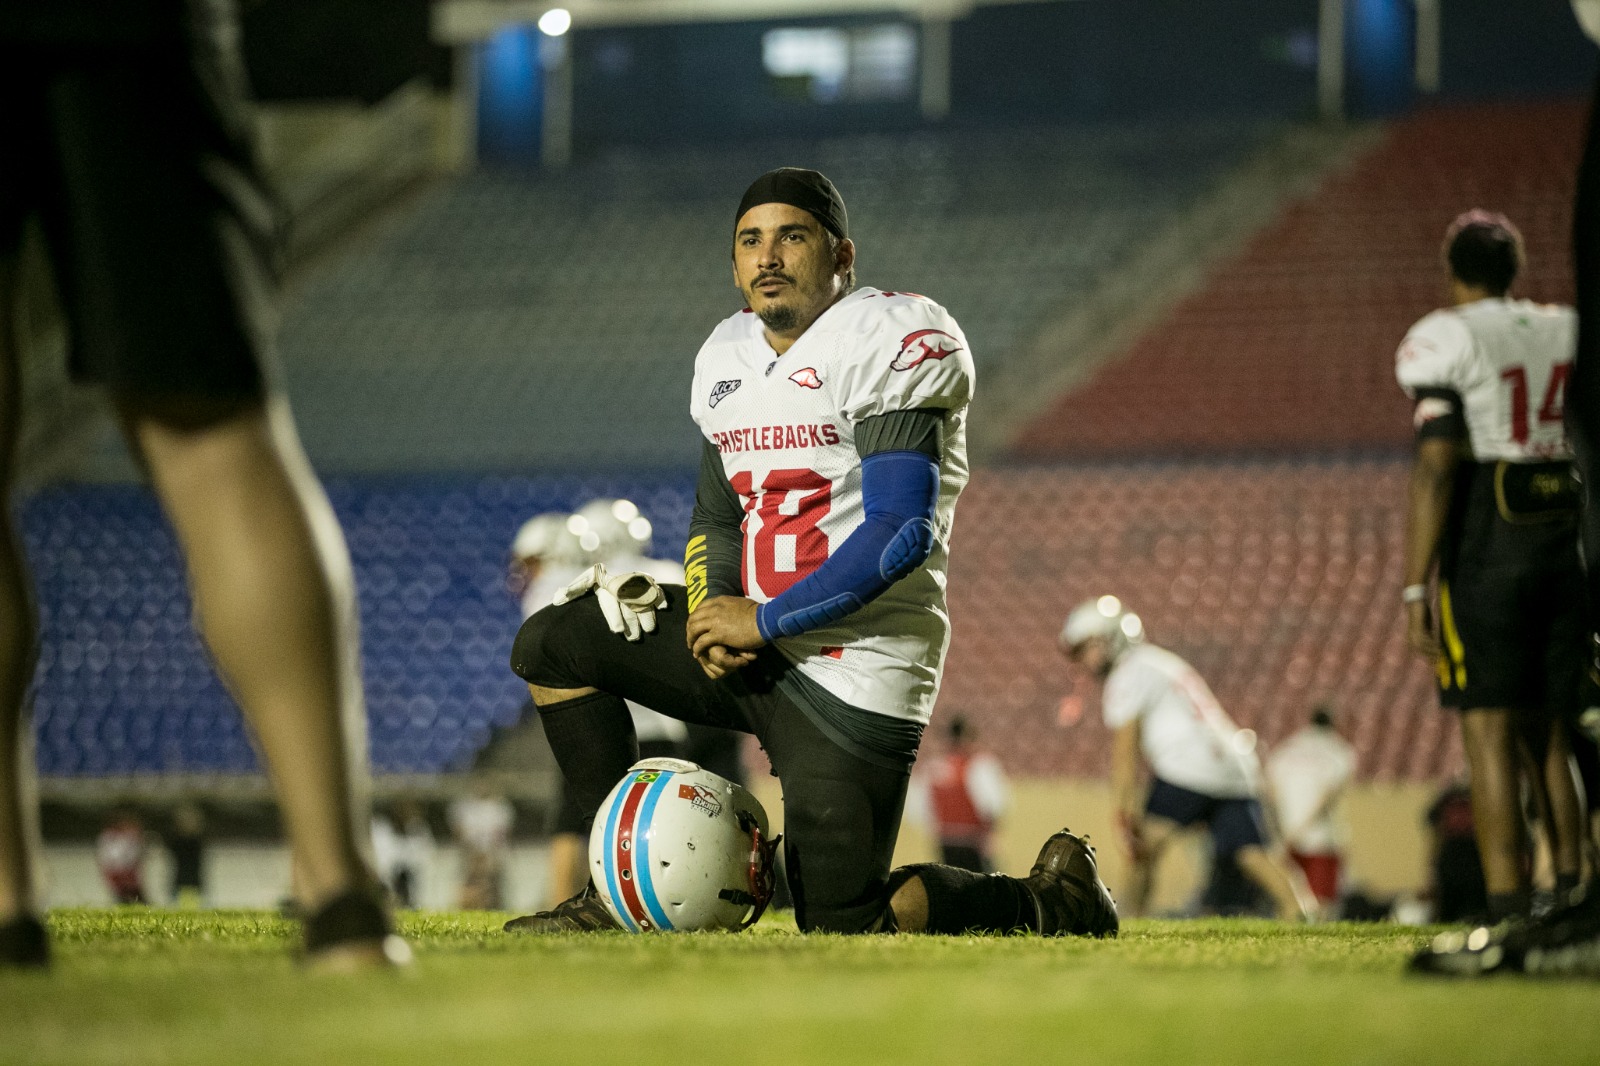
[1435,565,1585,714]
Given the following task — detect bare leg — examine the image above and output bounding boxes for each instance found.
[1460,708,1527,903]
[0,253,41,925]
[547,832,588,905]
[1533,719,1584,889]
[1122,816,1179,918]
[1235,846,1313,920]
[888,874,929,931]
[530,684,597,705]
[117,395,372,913]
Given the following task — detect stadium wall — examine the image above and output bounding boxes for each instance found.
[36,781,1441,914]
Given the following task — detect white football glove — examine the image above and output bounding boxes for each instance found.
[552,564,669,642]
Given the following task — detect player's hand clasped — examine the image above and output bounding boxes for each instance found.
[553,564,669,642]
[686,596,765,679]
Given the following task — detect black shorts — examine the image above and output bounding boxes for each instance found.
[0,13,276,399]
[514,588,914,934]
[1435,565,1585,714]
[1145,778,1268,857]
[1435,463,1587,713]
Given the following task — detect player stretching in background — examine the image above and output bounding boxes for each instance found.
[1060,596,1311,921]
[1401,212,1589,974]
[504,168,1117,937]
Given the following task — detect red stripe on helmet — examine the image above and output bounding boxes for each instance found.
[613,779,655,931]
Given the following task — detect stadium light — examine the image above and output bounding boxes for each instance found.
[538,7,571,36]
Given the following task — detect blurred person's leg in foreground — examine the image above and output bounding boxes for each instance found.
[0,2,401,968]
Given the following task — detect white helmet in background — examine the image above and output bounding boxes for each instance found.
[570,498,654,562]
[512,512,586,568]
[589,758,779,932]
[1060,595,1145,662]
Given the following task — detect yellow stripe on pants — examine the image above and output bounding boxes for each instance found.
[1437,580,1467,690]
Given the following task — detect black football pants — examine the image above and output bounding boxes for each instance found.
[512,587,911,933]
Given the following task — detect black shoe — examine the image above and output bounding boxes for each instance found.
[504,884,621,934]
[1409,922,1523,977]
[1522,885,1600,977]
[302,888,412,967]
[1020,828,1119,938]
[1411,886,1600,978]
[0,914,49,969]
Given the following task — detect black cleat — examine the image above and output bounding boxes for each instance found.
[1409,922,1522,977]
[504,884,621,934]
[1411,886,1600,978]
[0,914,50,969]
[301,888,412,969]
[1021,828,1119,938]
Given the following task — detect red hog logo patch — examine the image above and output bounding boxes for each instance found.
[891,329,962,372]
[789,367,824,389]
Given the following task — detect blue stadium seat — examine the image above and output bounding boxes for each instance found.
[23,473,696,777]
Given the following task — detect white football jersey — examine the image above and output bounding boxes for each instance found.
[1395,298,1576,462]
[689,287,975,724]
[1265,726,1356,855]
[1101,644,1260,799]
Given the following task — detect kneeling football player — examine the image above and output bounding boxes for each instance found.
[504,168,1116,937]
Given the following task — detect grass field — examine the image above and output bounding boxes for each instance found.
[3,910,1598,1066]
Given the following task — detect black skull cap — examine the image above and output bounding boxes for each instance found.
[735,168,848,240]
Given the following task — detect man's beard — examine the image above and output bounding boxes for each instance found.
[755,299,800,333]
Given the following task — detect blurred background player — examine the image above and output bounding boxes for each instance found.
[1395,211,1586,930]
[508,511,589,620]
[96,807,149,906]
[1425,777,1488,923]
[1266,705,1357,919]
[908,714,1010,873]
[0,0,401,969]
[448,779,513,911]
[371,798,433,910]
[1061,596,1312,921]
[165,802,209,909]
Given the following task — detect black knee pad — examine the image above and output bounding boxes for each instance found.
[510,599,595,684]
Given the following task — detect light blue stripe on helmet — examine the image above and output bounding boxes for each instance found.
[600,776,641,932]
[634,771,677,931]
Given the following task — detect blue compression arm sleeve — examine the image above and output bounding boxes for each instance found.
[755,450,940,642]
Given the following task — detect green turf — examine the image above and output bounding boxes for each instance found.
[3,910,1597,1065]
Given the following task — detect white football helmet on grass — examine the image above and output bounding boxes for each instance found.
[589,758,779,932]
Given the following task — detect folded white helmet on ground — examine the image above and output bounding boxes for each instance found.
[1060,594,1145,660]
[589,758,779,932]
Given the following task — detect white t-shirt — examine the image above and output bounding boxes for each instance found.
[1101,644,1260,799]
[1395,298,1576,461]
[448,794,512,856]
[689,287,975,724]
[1265,726,1356,855]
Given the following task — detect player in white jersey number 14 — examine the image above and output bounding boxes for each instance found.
[503,167,1117,937]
